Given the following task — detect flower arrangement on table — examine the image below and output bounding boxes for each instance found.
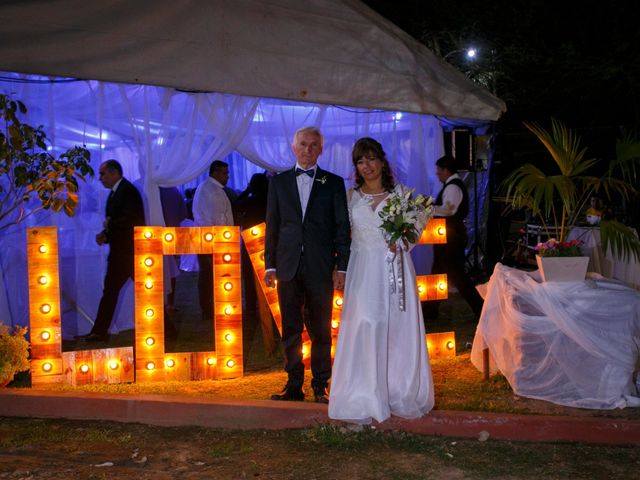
[534,238,584,257]
[378,188,434,310]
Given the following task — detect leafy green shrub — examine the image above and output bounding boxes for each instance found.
[0,323,30,386]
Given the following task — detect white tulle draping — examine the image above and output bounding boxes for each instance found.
[0,71,446,336]
[471,263,640,409]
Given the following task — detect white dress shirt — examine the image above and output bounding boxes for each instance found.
[434,173,464,217]
[296,162,316,220]
[192,177,233,226]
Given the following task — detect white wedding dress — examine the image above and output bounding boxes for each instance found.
[329,185,434,424]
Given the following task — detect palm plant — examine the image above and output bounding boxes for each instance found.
[502,118,640,261]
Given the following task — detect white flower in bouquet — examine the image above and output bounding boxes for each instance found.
[378,188,434,245]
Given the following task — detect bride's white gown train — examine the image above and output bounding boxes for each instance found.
[329,186,434,424]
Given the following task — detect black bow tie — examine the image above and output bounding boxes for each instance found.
[295,167,315,178]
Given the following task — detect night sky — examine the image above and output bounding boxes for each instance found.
[362,0,640,133]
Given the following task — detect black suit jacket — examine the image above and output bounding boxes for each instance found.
[102,178,145,258]
[265,167,350,282]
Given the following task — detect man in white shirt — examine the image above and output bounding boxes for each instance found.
[424,154,484,324]
[193,160,234,321]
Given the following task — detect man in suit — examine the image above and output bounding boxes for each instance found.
[76,159,145,342]
[192,160,234,321]
[264,126,350,403]
[423,154,484,325]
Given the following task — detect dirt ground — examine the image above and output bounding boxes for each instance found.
[1,418,639,480]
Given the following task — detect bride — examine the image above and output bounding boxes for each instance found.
[329,137,434,424]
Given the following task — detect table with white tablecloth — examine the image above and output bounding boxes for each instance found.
[568,226,640,290]
[471,263,640,409]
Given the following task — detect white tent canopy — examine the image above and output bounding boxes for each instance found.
[0,0,504,120]
[0,0,503,336]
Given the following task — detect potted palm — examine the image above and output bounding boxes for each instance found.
[502,119,640,281]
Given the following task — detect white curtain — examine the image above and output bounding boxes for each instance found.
[0,71,447,336]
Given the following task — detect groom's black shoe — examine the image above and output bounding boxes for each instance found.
[271,386,305,402]
[313,387,330,404]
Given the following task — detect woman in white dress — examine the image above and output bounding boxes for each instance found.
[329,137,434,424]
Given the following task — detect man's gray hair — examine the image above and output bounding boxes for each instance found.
[292,126,324,149]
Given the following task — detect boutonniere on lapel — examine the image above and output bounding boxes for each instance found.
[316,175,327,184]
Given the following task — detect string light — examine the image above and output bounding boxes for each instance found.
[223,282,233,291]
[42,362,53,372]
[40,331,51,341]
[143,230,152,239]
[38,275,48,285]
[109,360,119,370]
[164,232,174,242]
[80,364,90,374]
[223,231,232,239]
[144,257,154,267]
[251,227,259,236]
[145,336,155,346]
[225,358,235,368]
[223,253,232,263]
[40,303,52,314]
[224,306,233,315]
[446,340,455,350]
[145,279,153,289]
[165,358,176,368]
[224,333,233,342]
[204,232,214,242]
[38,244,48,254]
[146,361,155,370]
[145,308,154,318]
[207,357,216,366]
[335,298,343,307]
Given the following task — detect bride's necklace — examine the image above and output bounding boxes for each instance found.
[361,188,387,196]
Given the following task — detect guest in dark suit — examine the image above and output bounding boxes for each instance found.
[423,155,484,325]
[76,159,145,342]
[264,126,350,403]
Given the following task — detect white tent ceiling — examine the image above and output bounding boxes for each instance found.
[0,0,505,120]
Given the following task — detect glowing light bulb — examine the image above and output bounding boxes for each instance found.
[207,357,216,366]
[145,336,155,346]
[225,358,235,368]
[223,230,232,239]
[335,298,343,307]
[144,257,154,267]
[145,279,153,289]
[109,360,119,370]
[204,232,214,242]
[165,358,176,368]
[417,285,425,293]
[164,232,174,242]
[145,308,154,318]
[38,275,48,285]
[331,320,339,329]
[224,333,233,342]
[38,244,48,254]
[223,282,233,291]
[40,331,51,341]
[80,364,90,373]
[223,253,232,263]
[251,227,259,236]
[446,340,455,350]
[40,303,52,314]
[143,230,152,239]
[42,362,53,372]
[146,361,155,370]
[224,306,233,315]
[437,226,445,236]
[438,282,446,291]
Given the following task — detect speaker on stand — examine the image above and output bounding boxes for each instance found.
[451,129,486,278]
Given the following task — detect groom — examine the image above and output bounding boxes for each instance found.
[264,126,350,403]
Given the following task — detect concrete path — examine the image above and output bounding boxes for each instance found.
[1,389,638,445]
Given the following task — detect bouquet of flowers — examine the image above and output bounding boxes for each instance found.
[378,188,434,311]
[534,238,583,257]
[378,188,434,245]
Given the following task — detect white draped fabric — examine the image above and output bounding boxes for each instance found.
[0,72,449,336]
[471,263,640,409]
